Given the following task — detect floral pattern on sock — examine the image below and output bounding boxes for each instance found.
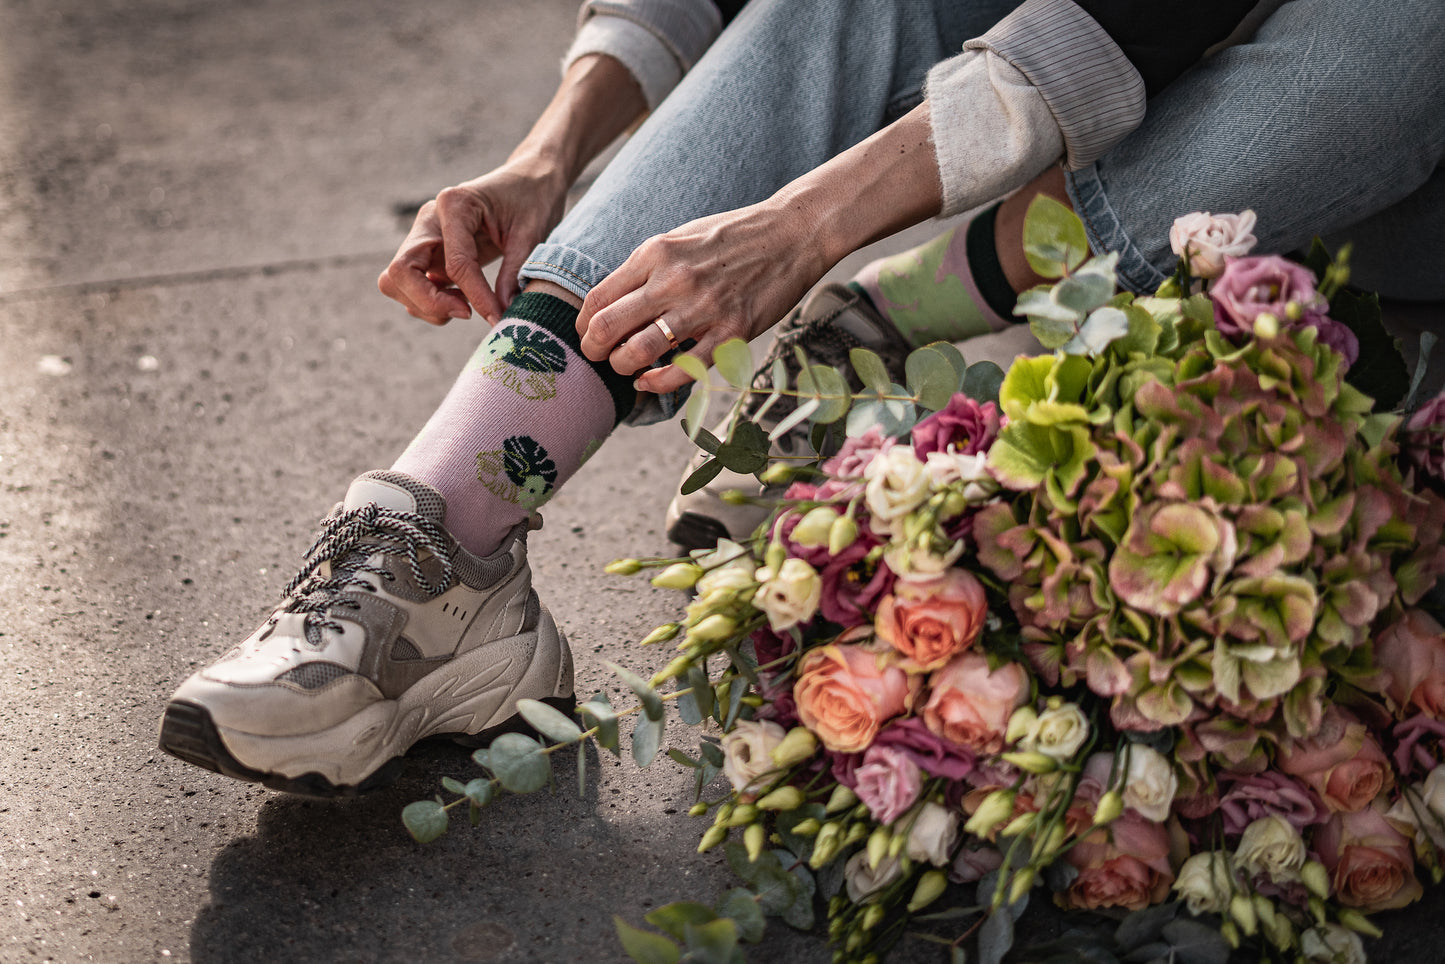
[465,324,568,401]
[476,435,559,509]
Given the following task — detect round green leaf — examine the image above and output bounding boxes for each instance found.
[401,800,449,843]
[614,917,681,964]
[715,889,765,944]
[713,339,755,389]
[487,732,550,793]
[632,712,665,768]
[905,346,959,412]
[672,353,709,382]
[848,347,891,394]
[515,698,583,744]
[1022,194,1089,278]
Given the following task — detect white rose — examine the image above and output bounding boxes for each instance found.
[864,446,932,526]
[1021,703,1091,762]
[1168,210,1257,280]
[721,719,787,794]
[1300,924,1366,964]
[904,802,961,867]
[752,557,821,632]
[844,851,903,903]
[1173,851,1235,915]
[1122,745,1178,822]
[882,536,965,583]
[1385,767,1445,849]
[1235,814,1306,884]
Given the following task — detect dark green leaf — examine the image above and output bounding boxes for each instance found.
[1333,285,1406,410]
[978,910,1015,964]
[516,698,583,744]
[683,919,740,964]
[715,441,769,475]
[778,851,816,930]
[1405,330,1438,411]
[681,458,725,496]
[609,662,666,720]
[722,676,748,729]
[632,712,665,767]
[666,748,701,768]
[487,732,550,793]
[645,902,717,941]
[775,804,826,862]
[962,361,1005,406]
[1113,901,1180,952]
[687,424,723,455]
[729,417,769,454]
[714,339,755,389]
[614,917,681,964]
[715,889,766,943]
[699,739,725,768]
[401,800,449,843]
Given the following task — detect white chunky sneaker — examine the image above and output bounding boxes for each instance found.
[158,470,574,796]
[665,284,911,550]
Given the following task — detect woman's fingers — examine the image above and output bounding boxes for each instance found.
[633,334,731,395]
[434,187,504,324]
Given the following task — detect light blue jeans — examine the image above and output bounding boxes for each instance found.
[519,0,1445,422]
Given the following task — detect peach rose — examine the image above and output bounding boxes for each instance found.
[875,569,988,670]
[920,651,1029,754]
[1314,807,1424,912]
[794,644,915,753]
[1374,609,1445,718]
[1277,706,1393,813]
[1059,812,1175,912]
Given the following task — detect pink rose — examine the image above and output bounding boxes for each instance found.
[821,427,890,480]
[1315,807,1424,911]
[794,644,916,753]
[920,651,1028,754]
[911,396,1001,459]
[1375,609,1445,718]
[875,569,988,670]
[1402,393,1445,486]
[1217,770,1328,837]
[1169,210,1257,279]
[1210,255,1324,337]
[1277,706,1393,813]
[1059,812,1175,912]
[853,743,923,825]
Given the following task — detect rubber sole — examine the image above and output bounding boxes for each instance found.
[157,693,576,798]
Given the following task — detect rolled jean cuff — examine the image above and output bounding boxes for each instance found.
[519,244,689,427]
[1064,163,1169,296]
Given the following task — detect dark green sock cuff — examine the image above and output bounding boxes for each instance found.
[502,291,636,426]
[966,202,1022,323]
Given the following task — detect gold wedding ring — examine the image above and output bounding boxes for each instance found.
[654,317,679,350]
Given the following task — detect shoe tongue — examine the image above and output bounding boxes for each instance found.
[343,470,447,523]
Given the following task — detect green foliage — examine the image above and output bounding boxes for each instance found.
[1022,194,1090,278]
[401,800,448,843]
[486,732,551,793]
[515,698,583,744]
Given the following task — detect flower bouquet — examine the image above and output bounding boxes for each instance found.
[407,200,1445,964]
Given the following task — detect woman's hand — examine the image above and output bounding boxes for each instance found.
[378,163,568,326]
[577,101,944,395]
[576,198,831,394]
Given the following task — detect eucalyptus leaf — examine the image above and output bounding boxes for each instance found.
[1405,329,1438,411]
[1022,195,1089,278]
[846,389,916,438]
[675,683,704,725]
[1015,287,1083,327]
[1053,271,1115,315]
[401,800,449,843]
[683,919,740,964]
[850,347,892,394]
[1062,306,1130,356]
[666,747,701,768]
[487,732,550,793]
[691,425,723,455]
[632,711,665,767]
[614,917,681,964]
[722,676,748,729]
[927,341,969,385]
[978,910,1015,964]
[699,739,725,768]
[906,346,960,411]
[777,849,816,930]
[715,441,769,475]
[672,353,709,382]
[645,902,717,941]
[688,665,716,721]
[1159,919,1230,964]
[516,698,584,744]
[715,889,766,943]
[962,361,1005,406]
[680,457,724,496]
[441,776,467,795]
[463,778,494,807]
[683,385,710,442]
[713,339,755,389]
[1113,901,1180,951]
[768,397,821,441]
[803,364,851,424]
[578,695,621,756]
[609,662,666,720]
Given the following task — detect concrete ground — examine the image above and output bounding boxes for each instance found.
[2,2,1441,963]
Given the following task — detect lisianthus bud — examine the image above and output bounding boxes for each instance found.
[639,623,681,646]
[714,802,734,826]
[809,823,843,868]
[745,823,767,861]
[1000,812,1036,837]
[1265,912,1294,952]
[688,802,708,817]
[756,786,805,811]
[1230,894,1258,936]
[1005,706,1038,745]
[689,613,738,641]
[651,654,694,686]
[1254,312,1280,339]
[725,803,759,827]
[652,563,702,589]
[827,785,859,813]
[605,558,642,575]
[1337,910,1382,939]
[867,826,891,869]
[1008,868,1035,904]
[829,514,859,554]
[1093,790,1124,826]
[1033,823,1067,860]
[792,819,820,836]
[770,727,818,768]
[764,540,786,574]
[964,790,1015,837]
[1253,895,1277,933]
[760,462,795,485]
[907,870,948,912]
[844,823,870,846]
[940,490,967,519]
[792,506,839,547]
[1302,860,1331,900]
[1000,751,1056,774]
[721,489,750,505]
[1284,300,1304,322]
[698,825,728,852]
[1221,921,1240,949]
[861,903,886,931]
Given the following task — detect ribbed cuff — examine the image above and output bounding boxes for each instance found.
[962,0,1146,171]
[502,291,636,425]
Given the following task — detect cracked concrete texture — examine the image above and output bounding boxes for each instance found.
[3,1,1442,963]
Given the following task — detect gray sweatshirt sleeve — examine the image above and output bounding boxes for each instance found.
[562,0,723,109]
